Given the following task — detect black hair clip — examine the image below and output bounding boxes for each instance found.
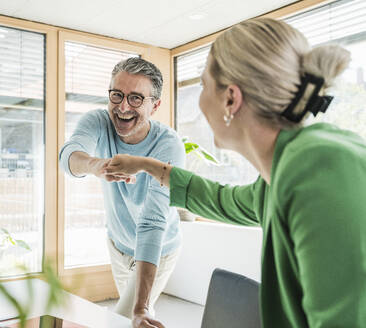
[281,73,333,123]
[308,95,334,116]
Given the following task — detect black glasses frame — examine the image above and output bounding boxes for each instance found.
[108,89,155,108]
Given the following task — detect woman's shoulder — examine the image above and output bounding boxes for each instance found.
[273,122,366,191]
[283,122,366,161]
[272,123,366,227]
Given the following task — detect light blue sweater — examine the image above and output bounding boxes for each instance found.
[59,109,185,266]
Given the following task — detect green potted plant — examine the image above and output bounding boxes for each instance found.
[178,137,219,221]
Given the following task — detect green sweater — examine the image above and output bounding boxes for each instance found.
[170,123,366,328]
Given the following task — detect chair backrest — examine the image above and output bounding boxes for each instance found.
[201,268,261,328]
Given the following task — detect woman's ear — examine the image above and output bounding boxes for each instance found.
[225,84,243,115]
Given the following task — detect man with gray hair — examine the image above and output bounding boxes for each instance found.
[59,57,185,328]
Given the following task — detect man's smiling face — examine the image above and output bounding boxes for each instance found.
[108,71,159,144]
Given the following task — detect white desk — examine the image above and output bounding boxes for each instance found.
[0,279,131,328]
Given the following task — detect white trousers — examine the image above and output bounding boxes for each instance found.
[106,238,180,319]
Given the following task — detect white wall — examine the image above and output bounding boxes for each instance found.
[164,221,262,305]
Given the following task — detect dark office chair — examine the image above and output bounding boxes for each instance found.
[201,268,261,328]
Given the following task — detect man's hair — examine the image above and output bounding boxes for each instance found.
[111,57,163,99]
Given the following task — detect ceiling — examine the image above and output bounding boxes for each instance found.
[0,0,297,49]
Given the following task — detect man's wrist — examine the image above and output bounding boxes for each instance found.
[133,303,149,315]
[69,151,92,177]
[86,157,98,175]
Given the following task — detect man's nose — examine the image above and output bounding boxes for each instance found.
[117,97,130,112]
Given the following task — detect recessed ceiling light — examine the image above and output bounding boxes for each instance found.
[189,13,206,20]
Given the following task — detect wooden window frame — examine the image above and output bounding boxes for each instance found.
[57,31,172,301]
[0,15,58,281]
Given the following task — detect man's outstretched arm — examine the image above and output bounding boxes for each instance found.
[133,261,164,328]
[69,151,109,177]
[69,151,134,182]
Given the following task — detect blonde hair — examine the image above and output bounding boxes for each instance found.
[210,18,351,129]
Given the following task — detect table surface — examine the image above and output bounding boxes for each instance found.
[0,278,131,328]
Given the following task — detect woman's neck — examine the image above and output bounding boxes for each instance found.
[233,116,280,185]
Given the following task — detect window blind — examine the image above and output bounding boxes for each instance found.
[65,42,138,98]
[0,25,45,277]
[0,26,44,102]
[176,45,211,83]
[176,0,366,84]
[284,0,366,46]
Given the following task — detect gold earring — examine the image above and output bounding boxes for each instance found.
[223,113,234,127]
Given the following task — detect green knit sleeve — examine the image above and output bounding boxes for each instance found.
[170,167,265,226]
[274,142,366,327]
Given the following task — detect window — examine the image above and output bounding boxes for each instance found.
[175,0,366,188]
[64,41,138,268]
[175,47,258,186]
[0,26,45,276]
[285,0,366,140]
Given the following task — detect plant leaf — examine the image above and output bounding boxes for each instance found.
[15,239,31,251]
[8,236,16,245]
[192,150,205,160]
[1,228,10,235]
[184,142,199,154]
[43,261,67,312]
[200,149,219,164]
[183,138,220,165]
[0,283,28,328]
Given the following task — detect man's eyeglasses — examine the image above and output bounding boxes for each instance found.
[108,89,155,108]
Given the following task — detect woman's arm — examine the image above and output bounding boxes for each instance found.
[104,155,172,186]
[275,144,366,327]
[104,154,265,226]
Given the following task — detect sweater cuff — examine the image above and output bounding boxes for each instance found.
[59,145,86,178]
[135,242,163,267]
[169,167,194,208]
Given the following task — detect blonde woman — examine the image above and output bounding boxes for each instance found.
[102,18,366,327]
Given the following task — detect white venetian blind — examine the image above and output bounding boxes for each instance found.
[65,42,138,99]
[176,45,211,83]
[175,0,366,189]
[284,0,366,46]
[0,26,44,102]
[176,0,366,84]
[0,25,45,276]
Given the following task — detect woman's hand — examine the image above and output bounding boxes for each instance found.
[86,156,134,183]
[104,154,172,187]
[103,154,142,181]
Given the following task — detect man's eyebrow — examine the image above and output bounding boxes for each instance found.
[110,89,144,97]
[129,92,145,97]
[110,88,122,93]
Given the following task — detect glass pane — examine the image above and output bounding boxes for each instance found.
[0,26,45,277]
[284,1,366,139]
[285,0,366,45]
[176,48,258,186]
[64,42,138,268]
[176,0,366,187]
[304,35,366,138]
